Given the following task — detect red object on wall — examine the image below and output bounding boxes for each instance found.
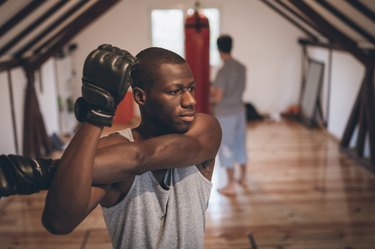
[184,10,210,114]
[113,91,134,125]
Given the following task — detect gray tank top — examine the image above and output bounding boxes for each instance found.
[102,128,213,249]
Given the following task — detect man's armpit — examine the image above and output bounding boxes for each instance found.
[196,158,215,180]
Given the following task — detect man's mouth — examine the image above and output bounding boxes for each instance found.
[179,112,195,122]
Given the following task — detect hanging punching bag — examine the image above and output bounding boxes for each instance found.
[184,6,210,114]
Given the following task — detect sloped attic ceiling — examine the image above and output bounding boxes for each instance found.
[0,0,120,71]
[0,0,374,70]
[261,0,375,65]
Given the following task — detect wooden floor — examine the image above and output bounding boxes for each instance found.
[1,119,374,249]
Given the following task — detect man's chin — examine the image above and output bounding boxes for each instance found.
[174,124,191,134]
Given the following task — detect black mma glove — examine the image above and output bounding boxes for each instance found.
[0,155,58,197]
[75,44,136,127]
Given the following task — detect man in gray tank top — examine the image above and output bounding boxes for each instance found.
[39,46,222,249]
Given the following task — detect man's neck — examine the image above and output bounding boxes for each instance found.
[220,52,232,61]
[135,121,168,140]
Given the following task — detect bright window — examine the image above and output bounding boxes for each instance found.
[200,8,220,66]
[151,8,220,66]
[151,9,184,57]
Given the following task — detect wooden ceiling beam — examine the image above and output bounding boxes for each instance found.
[0,58,19,71]
[0,0,46,37]
[260,0,319,42]
[274,0,320,34]
[298,38,346,51]
[316,0,375,45]
[0,0,68,58]
[29,0,120,69]
[346,0,375,23]
[289,0,369,65]
[14,0,90,58]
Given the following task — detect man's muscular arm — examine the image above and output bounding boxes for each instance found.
[42,124,105,234]
[92,113,221,184]
[42,45,135,234]
[0,113,220,197]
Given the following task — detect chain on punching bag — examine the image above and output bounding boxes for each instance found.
[184,4,210,114]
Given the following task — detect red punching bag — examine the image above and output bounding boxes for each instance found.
[185,6,210,114]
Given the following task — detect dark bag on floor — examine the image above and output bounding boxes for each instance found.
[245,102,263,121]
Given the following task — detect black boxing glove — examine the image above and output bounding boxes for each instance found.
[0,155,58,197]
[75,44,136,127]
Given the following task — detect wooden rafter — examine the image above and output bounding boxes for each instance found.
[341,65,375,169]
[289,0,369,65]
[274,0,320,37]
[27,0,120,69]
[316,0,375,44]
[0,0,46,37]
[364,66,375,165]
[14,0,90,58]
[340,82,363,147]
[260,0,319,41]
[346,0,375,23]
[0,58,19,71]
[356,82,367,157]
[298,38,345,51]
[0,1,68,57]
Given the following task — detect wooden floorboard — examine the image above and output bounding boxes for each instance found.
[0,119,374,249]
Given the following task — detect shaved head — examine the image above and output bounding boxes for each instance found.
[131,47,186,90]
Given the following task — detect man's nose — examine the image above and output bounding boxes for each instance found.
[181,90,196,108]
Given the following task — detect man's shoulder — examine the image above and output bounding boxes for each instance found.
[195,113,219,124]
[190,113,221,135]
[98,129,133,149]
[231,58,246,69]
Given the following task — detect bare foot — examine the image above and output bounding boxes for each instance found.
[218,184,235,196]
[237,178,249,188]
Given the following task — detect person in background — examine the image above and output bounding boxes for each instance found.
[211,34,248,196]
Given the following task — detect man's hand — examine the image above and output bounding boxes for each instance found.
[0,155,56,197]
[75,44,136,127]
[210,85,223,104]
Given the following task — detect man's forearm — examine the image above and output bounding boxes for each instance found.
[91,132,217,184]
[42,124,102,234]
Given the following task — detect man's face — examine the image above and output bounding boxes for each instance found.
[144,62,196,134]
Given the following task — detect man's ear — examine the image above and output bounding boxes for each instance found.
[132,87,147,106]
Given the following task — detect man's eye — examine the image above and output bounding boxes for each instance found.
[169,89,180,95]
[188,87,195,93]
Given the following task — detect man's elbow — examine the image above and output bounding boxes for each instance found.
[42,213,75,235]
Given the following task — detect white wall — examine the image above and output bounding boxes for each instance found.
[308,47,364,139]
[219,0,303,114]
[9,68,27,154]
[0,60,61,154]
[38,58,60,136]
[0,71,17,154]
[55,56,78,135]
[329,52,364,139]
